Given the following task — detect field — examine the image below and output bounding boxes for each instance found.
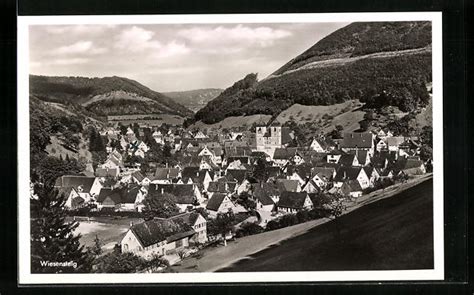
[70,217,143,252]
[191,114,272,130]
[219,178,433,272]
[108,113,185,126]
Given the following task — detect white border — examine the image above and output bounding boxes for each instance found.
[18,12,444,284]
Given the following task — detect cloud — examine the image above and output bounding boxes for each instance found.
[50,41,107,55]
[45,25,116,35]
[115,26,189,58]
[177,24,292,47]
[50,58,90,65]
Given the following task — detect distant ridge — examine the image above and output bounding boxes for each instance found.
[29,75,193,118]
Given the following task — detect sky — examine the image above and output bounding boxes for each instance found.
[29,22,348,92]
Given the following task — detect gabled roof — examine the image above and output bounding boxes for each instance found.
[275,179,300,192]
[393,157,425,171]
[130,218,194,248]
[168,212,202,226]
[343,180,363,192]
[181,167,200,179]
[334,166,364,182]
[341,132,373,149]
[278,192,309,209]
[348,150,369,165]
[54,175,97,193]
[251,182,280,198]
[206,193,228,211]
[226,169,248,183]
[386,136,406,147]
[154,168,180,180]
[338,154,358,166]
[132,171,145,182]
[151,184,196,204]
[95,167,119,178]
[311,167,336,180]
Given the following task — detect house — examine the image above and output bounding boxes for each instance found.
[96,186,147,212]
[152,168,180,184]
[152,130,164,144]
[376,139,388,152]
[206,181,237,198]
[393,157,426,175]
[275,179,301,192]
[151,184,203,210]
[341,180,363,198]
[340,132,375,156]
[338,153,360,167]
[131,171,150,186]
[194,131,209,140]
[206,193,237,218]
[333,166,370,189]
[277,191,313,214]
[327,150,343,164]
[363,166,380,187]
[251,182,280,208]
[348,150,371,166]
[59,187,84,210]
[120,217,196,260]
[386,137,406,152]
[168,212,207,244]
[102,154,123,170]
[310,137,329,153]
[310,167,336,189]
[301,179,320,194]
[54,175,102,201]
[95,167,120,179]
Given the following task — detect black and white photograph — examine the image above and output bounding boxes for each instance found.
[17,13,444,283]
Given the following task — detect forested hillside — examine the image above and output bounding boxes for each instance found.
[193,21,432,125]
[30,75,193,117]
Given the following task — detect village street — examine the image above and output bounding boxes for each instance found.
[171,174,432,272]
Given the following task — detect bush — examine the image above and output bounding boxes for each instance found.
[235,222,264,238]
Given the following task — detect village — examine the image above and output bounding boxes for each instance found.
[51,118,430,270]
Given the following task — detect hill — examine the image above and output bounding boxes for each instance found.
[219,178,433,271]
[163,88,223,112]
[29,75,193,118]
[193,21,432,126]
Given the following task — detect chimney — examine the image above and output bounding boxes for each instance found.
[161,187,164,194]
[130,221,134,227]
[343,171,347,179]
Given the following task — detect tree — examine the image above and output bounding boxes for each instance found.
[251,158,270,183]
[36,156,84,186]
[30,183,92,273]
[207,212,235,246]
[93,251,147,273]
[147,253,170,272]
[143,192,180,219]
[177,249,188,260]
[236,192,256,211]
[89,235,103,257]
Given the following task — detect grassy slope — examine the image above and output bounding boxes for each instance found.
[45,135,92,163]
[219,179,433,271]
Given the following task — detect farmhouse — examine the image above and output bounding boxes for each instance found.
[277,191,313,213]
[120,216,199,260]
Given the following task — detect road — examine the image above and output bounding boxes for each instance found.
[218,178,433,272]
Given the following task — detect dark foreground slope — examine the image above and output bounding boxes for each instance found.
[219,178,433,272]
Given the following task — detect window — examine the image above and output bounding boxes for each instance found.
[176,239,183,248]
[123,244,129,251]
